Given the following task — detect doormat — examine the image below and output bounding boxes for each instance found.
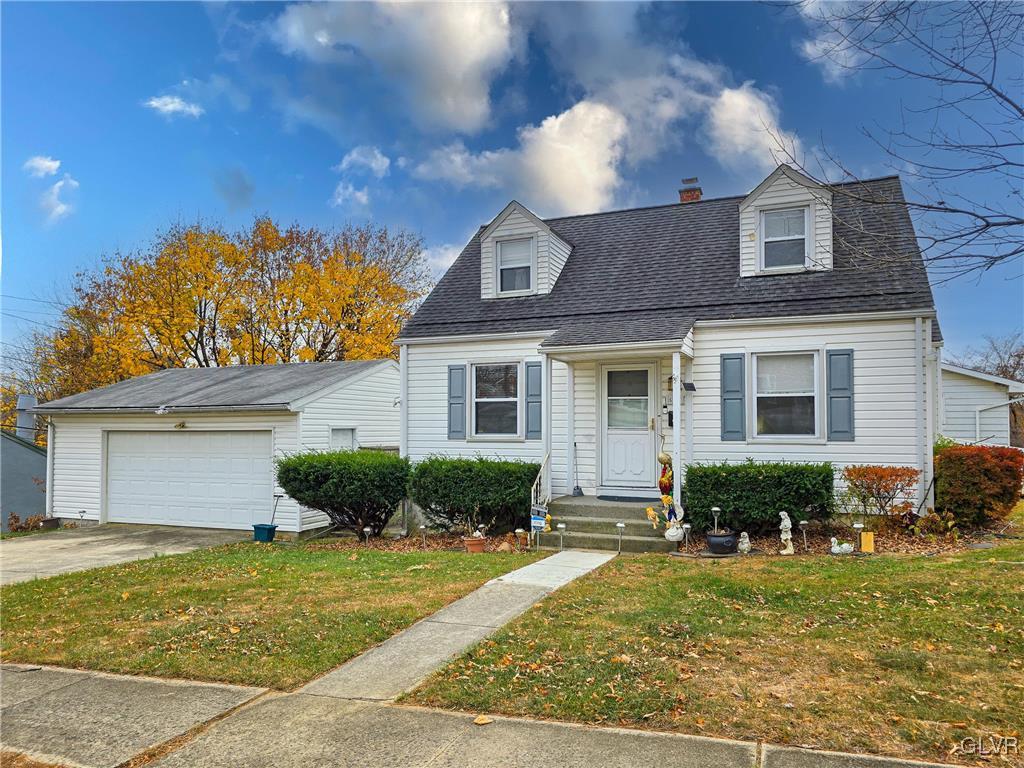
[597,495,654,503]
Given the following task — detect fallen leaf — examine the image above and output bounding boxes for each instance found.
[348,554,359,561]
[229,626,241,634]
[473,715,493,726]
[120,591,130,601]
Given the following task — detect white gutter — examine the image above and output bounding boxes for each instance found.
[398,330,555,346]
[694,308,936,328]
[975,397,1024,443]
[31,404,294,415]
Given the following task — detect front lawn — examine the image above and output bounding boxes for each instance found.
[407,522,1024,765]
[0,543,539,689]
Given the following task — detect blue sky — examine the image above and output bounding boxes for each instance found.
[2,1,1021,354]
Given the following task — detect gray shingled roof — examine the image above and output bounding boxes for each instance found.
[34,360,391,413]
[399,175,939,346]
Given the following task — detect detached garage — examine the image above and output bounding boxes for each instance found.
[34,360,400,534]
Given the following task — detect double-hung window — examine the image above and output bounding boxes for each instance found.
[754,352,818,436]
[761,208,807,270]
[472,363,519,436]
[496,238,533,294]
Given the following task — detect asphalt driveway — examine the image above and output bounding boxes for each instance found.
[0,524,248,585]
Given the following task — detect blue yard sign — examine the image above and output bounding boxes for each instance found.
[530,515,546,532]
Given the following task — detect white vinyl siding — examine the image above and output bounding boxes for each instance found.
[941,369,1012,445]
[740,171,832,276]
[49,411,303,531]
[47,361,401,533]
[404,317,932,501]
[480,206,572,298]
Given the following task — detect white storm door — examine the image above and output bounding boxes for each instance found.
[602,365,656,488]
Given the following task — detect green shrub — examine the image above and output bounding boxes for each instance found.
[410,456,540,534]
[684,460,835,534]
[276,450,410,536]
[935,445,1024,528]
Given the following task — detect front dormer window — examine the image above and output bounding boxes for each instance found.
[497,238,533,295]
[761,207,808,270]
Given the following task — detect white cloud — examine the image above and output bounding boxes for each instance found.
[422,243,462,278]
[271,2,519,132]
[795,1,868,84]
[416,100,628,216]
[337,146,391,178]
[415,5,800,213]
[180,74,251,112]
[23,155,61,177]
[145,95,204,118]
[41,174,79,222]
[330,181,369,208]
[705,83,800,175]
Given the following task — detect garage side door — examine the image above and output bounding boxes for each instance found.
[106,431,273,529]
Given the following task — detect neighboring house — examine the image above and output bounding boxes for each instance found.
[1,431,47,532]
[940,363,1024,446]
[397,165,942,512]
[33,360,400,533]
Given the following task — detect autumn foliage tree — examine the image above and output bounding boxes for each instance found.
[4,219,429,427]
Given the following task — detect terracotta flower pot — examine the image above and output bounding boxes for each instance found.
[463,536,486,554]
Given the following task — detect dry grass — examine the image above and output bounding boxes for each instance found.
[407,503,1024,766]
[0,542,539,690]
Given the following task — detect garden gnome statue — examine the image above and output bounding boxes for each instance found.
[738,531,751,555]
[779,511,795,556]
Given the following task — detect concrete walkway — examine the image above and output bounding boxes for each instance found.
[301,550,615,701]
[0,524,248,585]
[0,664,264,768]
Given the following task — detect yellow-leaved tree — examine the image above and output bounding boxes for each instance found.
[4,219,430,438]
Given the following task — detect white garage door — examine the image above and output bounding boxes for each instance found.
[106,430,273,529]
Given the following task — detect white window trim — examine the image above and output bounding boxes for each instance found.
[750,350,822,441]
[470,361,524,440]
[329,426,358,450]
[495,236,537,297]
[758,206,810,273]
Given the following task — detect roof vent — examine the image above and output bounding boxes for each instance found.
[679,177,702,203]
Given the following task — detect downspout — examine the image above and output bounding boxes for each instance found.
[398,344,408,458]
[541,352,552,502]
[923,319,936,509]
[45,420,55,519]
[914,317,926,507]
[566,361,576,492]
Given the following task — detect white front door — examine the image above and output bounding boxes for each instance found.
[602,365,656,488]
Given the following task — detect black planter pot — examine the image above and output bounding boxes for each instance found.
[706,530,738,555]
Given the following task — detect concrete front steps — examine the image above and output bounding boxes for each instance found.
[537,495,677,553]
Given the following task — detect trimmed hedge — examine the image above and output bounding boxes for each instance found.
[410,456,540,535]
[276,450,410,536]
[685,460,835,534]
[935,445,1024,528]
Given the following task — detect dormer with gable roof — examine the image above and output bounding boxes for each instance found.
[738,165,833,277]
[479,201,573,299]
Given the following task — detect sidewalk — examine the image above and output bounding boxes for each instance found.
[300,550,615,701]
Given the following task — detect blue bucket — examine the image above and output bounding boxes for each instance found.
[252,523,278,543]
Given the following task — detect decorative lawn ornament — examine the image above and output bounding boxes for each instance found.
[738,531,751,555]
[779,511,795,556]
[830,537,855,555]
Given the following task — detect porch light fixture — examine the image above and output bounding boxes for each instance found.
[557,522,566,551]
[615,521,626,553]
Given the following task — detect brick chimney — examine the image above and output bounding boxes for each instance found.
[678,177,702,203]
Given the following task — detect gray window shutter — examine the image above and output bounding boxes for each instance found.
[447,365,467,439]
[525,362,542,440]
[720,353,746,441]
[827,349,855,441]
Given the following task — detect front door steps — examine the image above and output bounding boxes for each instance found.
[536,495,676,553]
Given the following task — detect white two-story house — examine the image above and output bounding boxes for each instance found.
[397,165,941,522]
